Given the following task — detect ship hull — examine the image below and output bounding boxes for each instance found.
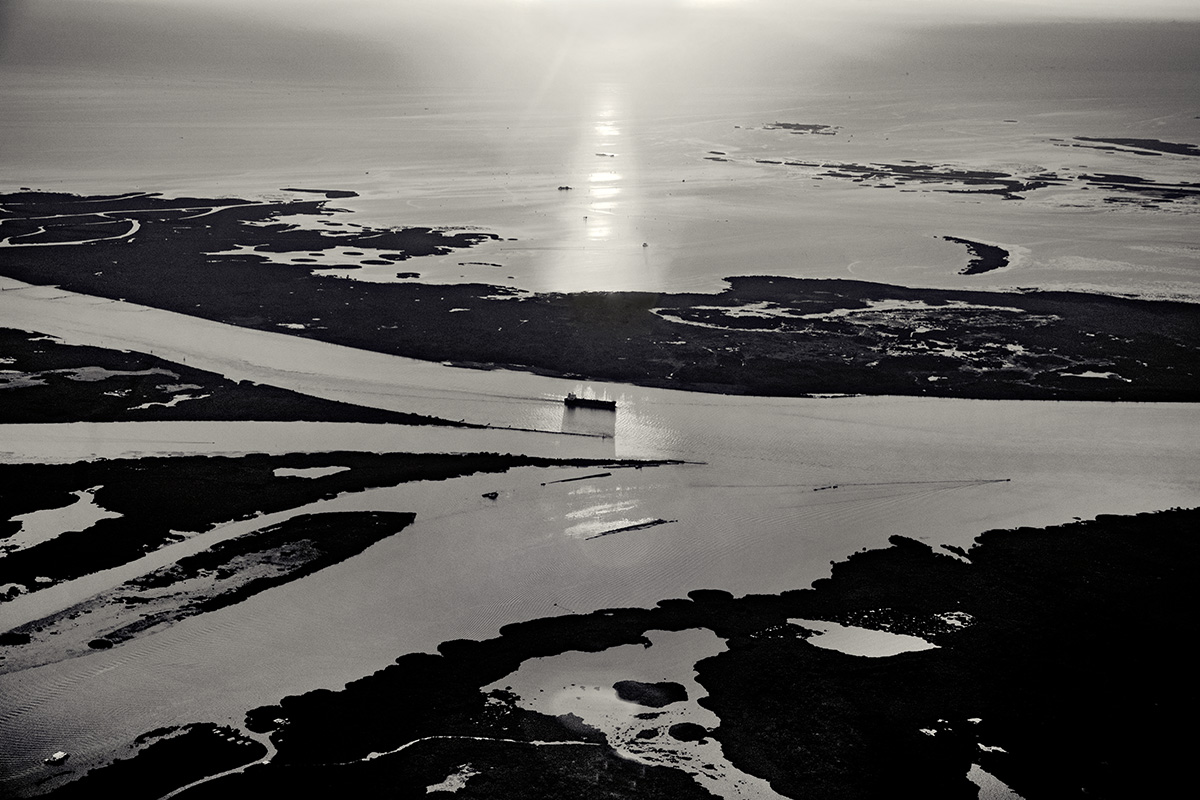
[563,397,616,411]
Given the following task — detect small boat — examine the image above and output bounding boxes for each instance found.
[563,392,616,411]
[43,751,69,766]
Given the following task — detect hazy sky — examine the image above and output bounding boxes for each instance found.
[1,0,1197,184]
[4,0,1199,92]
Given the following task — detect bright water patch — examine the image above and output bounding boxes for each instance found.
[485,628,788,800]
[425,764,479,794]
[790,619,938,658]
[273,466,351,479]
[967,764,1025,799]
[3,488,121,555]
[206,244,456,285]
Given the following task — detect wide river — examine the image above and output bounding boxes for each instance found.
[0,280,1196,787]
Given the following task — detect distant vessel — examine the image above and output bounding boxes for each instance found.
[44,751,69,766]
[563,392,616,411]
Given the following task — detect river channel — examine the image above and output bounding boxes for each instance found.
[0,281,1197,788]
